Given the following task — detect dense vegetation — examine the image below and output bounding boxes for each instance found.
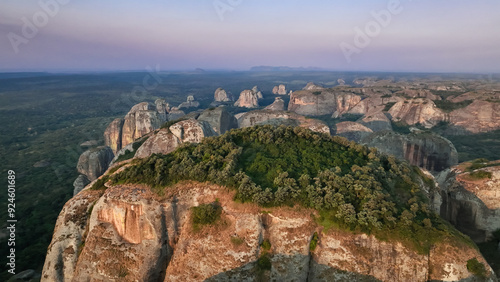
[433,99,473,112]
[111,125,473,254]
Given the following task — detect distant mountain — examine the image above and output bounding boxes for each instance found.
[250,66,325,72]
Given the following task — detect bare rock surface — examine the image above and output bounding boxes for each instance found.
[288,89,361,116]
[76,146,114,181]
[265,97,286,111]
[234,89,260,108]
[388,98,446,128]
[197,107,238,135]
[214,88,233,102]
[335,121,373,143]
[272,84,287,95]
[449,100,500,133]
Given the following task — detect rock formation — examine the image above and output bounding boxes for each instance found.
[264,97,286,111]
[234,89,260,108]
[167,109,186,121]
[363,131,459,173]
[335,121,373,143]
[214,88,233,102]
[178,95,200,109]
[43,181,494,282]
[347,95,401,116]
[76,146,114,181]
[197,107,238,135]
[104,101,169,154]
[303,82,324,90]
[272,84,287,95]
[449,100,500,133]
[388,98,446,128]
[288,89,361,116]
[439,162,500,242]
[252,86,263,99]
[236,110,330,135]
[135,119,216,158]
[358,112,393,132]
[73,175,90,196]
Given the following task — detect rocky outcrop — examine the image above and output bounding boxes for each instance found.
[272,84,287,95]
[252,86,263,99]
[73,175,90,196]
[234,89,260,108]
[335,121,373,143]
[265,97,285,111]
[76,146,114,181]
[214,88,233,102]
[449,100,500,133]
[388,98,446,128]
[363,131,458,173]
[439,163,500,242]
[236,110,330,135]
[288,89,361,116]
[104,101,169,154]
[197,107,237,135]
[167,109,186,121]
[358,112,392,132]
[395,89,441,100]
[43,181,495,282]
[135,119,216,159]
[178,95,200,109]
[303,82,324,90]
[347,95,401,116]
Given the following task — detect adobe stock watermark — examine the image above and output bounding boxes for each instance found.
[7,0,71,54]
[213,0,244,21]
[340,0,407,63]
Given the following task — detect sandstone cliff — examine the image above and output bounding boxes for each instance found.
[178,95,200,109]
[287,89,361,116]
[43,181,495,282]
[439,162,500,243]
[363,131,458,173]
[388,98,446,128]
[197,107,238,135]
[104,101,170,153]
[335,121,373,143]
[236,110,330,135]
[449,100,500,133]
[234,89,260,108]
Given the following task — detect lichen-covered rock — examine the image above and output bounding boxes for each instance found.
[236,110,330,135]
[214,88,233,102]
[76,146,114,181]
[335,121,373,143]
[265,97,286,111]
[169,119,216,143]
[197,107,237,135]
[363,131,458,173]
[388,98,446,128]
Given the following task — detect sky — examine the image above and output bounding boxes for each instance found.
[0,0,499,73]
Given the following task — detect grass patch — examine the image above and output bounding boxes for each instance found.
[261,239,271,251]
[467,257,487,279]
[231,236,245,246]
[191,201,222,231]
[466,170,492,181]
[90,175,109,190]
[257,253,272,271]
[310,232,319,252]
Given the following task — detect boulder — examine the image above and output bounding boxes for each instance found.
[234,89,260,108]
[178,95,200,109]
[76,146,114,181]
[388,98,446,128]
[303,82,324,90]
[73,175,90,196]
[272,84,287,95]
[214,88,233,102]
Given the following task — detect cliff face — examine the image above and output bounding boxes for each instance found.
[236,110,331,135]
[335,121,373,143]
[234,89,260,108]
[197,107,238,135]
[264,97,286,111]
[214,88,233,102]
[104,101,169,153]
[43,181,495,282]
[449,100,500,133]
[363,131,458,173]
[287,90,361,116]
[272,84,287,95]
[76,146,114,181]
[439,163,500,242]
[388,98,446,128]
[135,119,216,158]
